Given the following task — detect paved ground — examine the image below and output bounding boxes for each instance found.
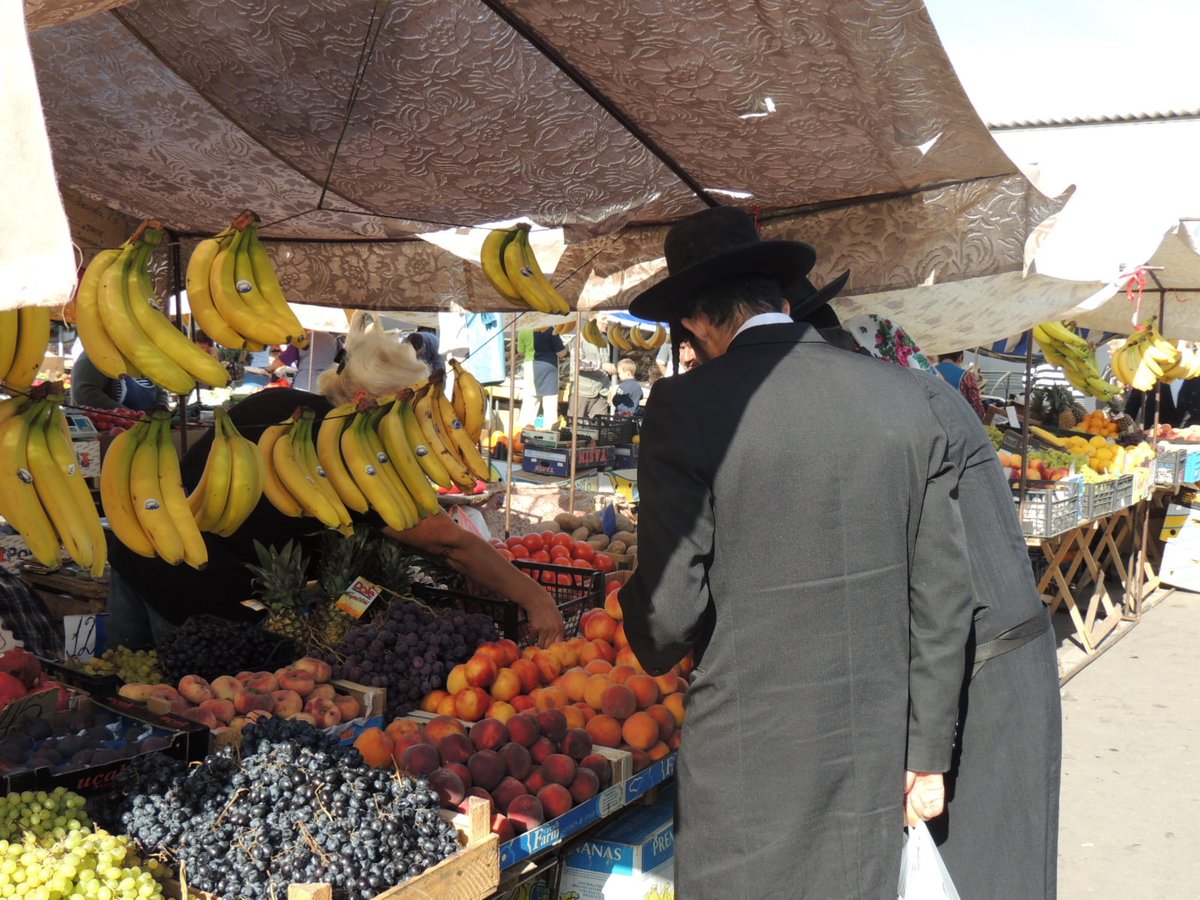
[1059,590,1200,899]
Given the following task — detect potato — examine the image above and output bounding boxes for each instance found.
[611,531,637,547]
[607,540,628,554]
[583,513,604,533]
[627,545,637,556]
[614,514,636,533]
[570,526,591,542]
[587,534,610,550]
[555,513,582,531]
[530,520,561,533]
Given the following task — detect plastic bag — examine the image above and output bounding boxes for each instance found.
[897,822,961,900]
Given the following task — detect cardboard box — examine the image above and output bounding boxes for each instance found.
[522,445,614,478]
[558,784,676,900]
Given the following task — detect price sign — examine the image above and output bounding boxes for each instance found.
[63,614,106,661]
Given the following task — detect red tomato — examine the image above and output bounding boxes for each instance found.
[541,530,556,545]
[571,558,594,569]
[489,539,506,549]
[551,532,574,549]
[549,545,572,561]
[510,544,531,559]
[497,548,515,560]
[522,533,545,552]
[530,549,552,563]
[572,541,596,561]
[506,536,525,550]
[594,554,616,573]
[556,573,575,586]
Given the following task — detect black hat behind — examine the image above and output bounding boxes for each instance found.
[790,270,852,326]
[629,208,817,323]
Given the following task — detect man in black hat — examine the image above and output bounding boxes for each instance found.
[619,207,975,899]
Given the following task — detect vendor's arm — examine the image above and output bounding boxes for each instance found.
[385,512,565,647]
[618,379,712,674]
[69,354,119,410]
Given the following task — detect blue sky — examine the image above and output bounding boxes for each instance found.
[923,0,1200,122]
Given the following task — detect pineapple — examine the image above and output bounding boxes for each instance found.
[1045,386,1079,429]
[246,540,310,643]
[1071,401,1088,422]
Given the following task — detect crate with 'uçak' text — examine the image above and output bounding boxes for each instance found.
[521,444,614,478]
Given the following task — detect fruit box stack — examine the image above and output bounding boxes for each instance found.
[521,444,615,478]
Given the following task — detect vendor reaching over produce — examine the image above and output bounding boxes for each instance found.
[69,350,168,413]
[106,319,565,651]
[618,207,975,900]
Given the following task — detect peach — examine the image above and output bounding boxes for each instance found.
[486,700,518,723]
[149,684,181,703]
[626,674,659,710]
[561,705,586,731]
[392,732,432,760]
[178,707,220,729]
[537,783,573,819]
[583,659,613,676]
[579,640,616,666]
[600,684,637,721]
[603,590,623,621]
[490,776,527,814]
[621,712,658,751]
[490,813,516,842]
[521,645,540,661]
[537,709,568,743]
[567,636,588,652]
[234,691,274,716]
[580,753,611,789]
[385,718,424,742]
[333,693,362,722]
[436,694,460,716]
[561,728,592,762]
[446,761,472,789]
[490,668,522,702]
[474,642,509,668]
[464,655,498,689]
[293,656,333,683]
[583,675,611,711]
[507,794,545,835]
[509,659,540,694]
[617,648,646,673]
[574,702,596,723]
[304,698,342,728]
[447,664,469,695]
[353,728,395,768]
[209,676,245,701]
[467,786,493,807]
[467,749,506,791]
[668,731,682,751]
[542,754,577,787]
[558,667,589,703]
[228,715,250,734]
[177,675,213,705]
[628,749,651,773]
[270,690,304,719]
[470,718,510,752]
[400,743,441,777]
[277,669,316,696]
[547,642,579,670]
[235,671,256,683]
[421,689,450,713]
[529,736,556,765]
[645,704,676,742]
[675,676,690,694]
[499,742,533,781]
[455,687,492,722]
[653,672,679,696]
[245,672,279,695]
[507,714,541,748]
[585,714,623,749]
[307,683,336,702]
[429,767,467,809]
[647,741,671,762]
[663,693,686,728]
[524,767,546,794]
[199,698,236,724]
[583,611,618,643]
[438,732,474,765]
[613,622,629,650]
[534,685,568,710]
[532,652,562,685]
[569,767,600,804]
[425,715,468,742]
[511,695,536,713]
[678,653,694,677]
[495,639,520,666]
[609,664,637,685]
[245,708,274,725]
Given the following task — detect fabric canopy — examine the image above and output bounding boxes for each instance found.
[22,0,1053,319]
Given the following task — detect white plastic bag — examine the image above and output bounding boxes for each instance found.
[897,822,962,900]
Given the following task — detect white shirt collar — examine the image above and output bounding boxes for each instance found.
[734,311,793,339]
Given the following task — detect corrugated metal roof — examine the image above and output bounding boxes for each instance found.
[989,109,1200,131]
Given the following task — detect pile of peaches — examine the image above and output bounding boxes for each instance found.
[117,656,363,738]
[419,581,688,767]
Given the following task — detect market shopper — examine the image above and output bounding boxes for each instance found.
[518,328,566,428]
[619,207,975,898]
[935,350,987,420]
[570,327,616,419]
[106,321,566,650]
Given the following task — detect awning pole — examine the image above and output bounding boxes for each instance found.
[1130,279,1169,617]
[1017,329,1034,508]
[568,311,583,512]
[504,314,516,539]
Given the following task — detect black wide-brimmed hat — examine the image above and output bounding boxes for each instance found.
[629,208,818,322]
[790,270,852,327]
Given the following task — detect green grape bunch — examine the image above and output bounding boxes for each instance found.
[78,649,164,686]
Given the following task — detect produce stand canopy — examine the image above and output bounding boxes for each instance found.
[23,0,1049,316]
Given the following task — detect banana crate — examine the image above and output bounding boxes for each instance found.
[1014,478,1082,538]
[1080,475,1135,520]
[1153,447,1189,487]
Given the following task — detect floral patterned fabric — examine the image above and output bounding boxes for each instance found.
[842,314,938,373]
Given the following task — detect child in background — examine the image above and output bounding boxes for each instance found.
[611,358,643,414]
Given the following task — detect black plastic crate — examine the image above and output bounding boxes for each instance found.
[411,561,604,645]
[578,415,638,447]
[39,657,122,697]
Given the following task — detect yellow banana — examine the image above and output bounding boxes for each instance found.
[480,228,523,302]
[295,412,353,532]
[211,419,264,538]
[1039,320,1089,352]
[185,231,246,350]
[515,228,571,314]
[27,404,91,569]
[153,412,207,570]
[315,403,369,514]
[272,413,341,527]
[99,421,156,558]
[257,416,305,517]
[362,406,421,525]
[129,416,184,565]
[193,410,233,531]
[646,324,666,349]
[433,384,491,482]
[607,321,632,352]
[341,410,417,531]
[0,398,27,433]
[244,224,305,339]
[5,306,51,391]
[626,327,648,350]
[503,230,553,313]
[0,403,62,567]
[0,310,16,381]
[413,383,476,490]
[209,230,291,346]
[399,392,453,489]
[449,359,486,443]
[45,402,106,578]
[75,249,129,378]
[1109,343,1132,386]
[377,397,441,518]
[582,318,607,348]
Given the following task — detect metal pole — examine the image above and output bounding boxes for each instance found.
[1017,329,1034,508]
[568,311,583,512]
[504,314,516,539]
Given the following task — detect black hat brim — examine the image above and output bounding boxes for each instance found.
[789,269,851,323]
[629,241,816,323]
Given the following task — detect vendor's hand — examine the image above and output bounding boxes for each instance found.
[524,593,566,648]
[602,362,617,375]
[904,771,945,826]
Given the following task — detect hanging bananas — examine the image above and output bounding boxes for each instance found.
[257,407,352,532]
[186,408,264,537]
[1030,321,1122,401]
[581,318,608,348]
[480,224,570,315]
[1109,316,1200,392]
[449,359,486,443]
[0,306,51,392]
[0,390,106,575]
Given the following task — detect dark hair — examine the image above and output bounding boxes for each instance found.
[682,275,783,329]
[938,351,964,363]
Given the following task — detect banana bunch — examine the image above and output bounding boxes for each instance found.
[627,324,667,350]
[258,407,353,534]
[480,225,570,315]
[606,321,633,351]
[100,409,207,569]
[76,222,230,396]
[552,322,576,335]
[581,318,608,348]
[1110,317,1200,391]
[0,306,51,392]
[1031,321,1122,401]
[185,408,263,537]
[185,211,305,350]
[0,390,106,575]
[449,359,486,443]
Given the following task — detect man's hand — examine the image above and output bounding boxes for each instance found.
[524,592,566,648]
[904,770,945,827]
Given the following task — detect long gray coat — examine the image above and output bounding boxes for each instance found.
[621,323,975,899]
